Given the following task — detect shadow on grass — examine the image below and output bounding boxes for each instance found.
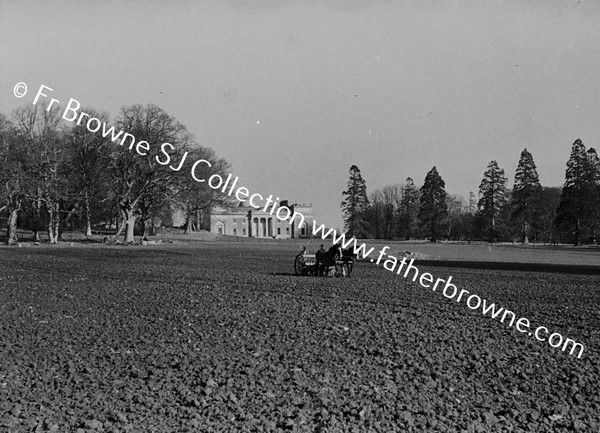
[415,260,600,275]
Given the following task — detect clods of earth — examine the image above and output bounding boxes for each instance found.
[1,242,599,432]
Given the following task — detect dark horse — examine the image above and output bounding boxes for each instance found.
[339,247,356,276]
[315,244,343,277]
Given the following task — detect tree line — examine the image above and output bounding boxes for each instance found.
[341,140,600,245]
[0,103,231,245]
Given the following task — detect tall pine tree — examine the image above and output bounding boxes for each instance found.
[341,165,369,237]
[478,160,508,242]
[585,147,600,243]
[511,149,542,243]
[397,177,419,239]
[555,139,598,245]
[418,167,447,242]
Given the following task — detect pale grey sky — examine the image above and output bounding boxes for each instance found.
[2,0,600,228]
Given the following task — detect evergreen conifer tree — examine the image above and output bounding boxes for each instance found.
[418,167,447,242]
[511,149,542,243]
[341,165,369,237]
[478,160,508,242]
[398,177,419,239]
[585,147,600,242]
[555,139,598,245]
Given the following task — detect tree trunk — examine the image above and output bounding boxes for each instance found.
[32,190,42,242]
[32,207,40,241]
[84,194,92,237]
[6,208,19,245]
[123,210,137,243]
[46,201,61,244]
[53,213,60,243]
[115,218,125,239]
[116,200,138,243]
[124,217,136,243]
[48,210,56,244]
[184,216,193,234]
[142,219,150,241]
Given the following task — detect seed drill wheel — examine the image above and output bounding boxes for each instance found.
[294,253,306,276]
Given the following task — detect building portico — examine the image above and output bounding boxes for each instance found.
[210,200,314,239]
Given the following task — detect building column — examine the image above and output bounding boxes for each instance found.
[247,210,252,237]
[290,204,295,238]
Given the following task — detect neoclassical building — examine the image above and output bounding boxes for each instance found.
[210,200,314,238]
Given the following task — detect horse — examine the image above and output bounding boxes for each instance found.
[315,244,343,277]
[339,247,356,276]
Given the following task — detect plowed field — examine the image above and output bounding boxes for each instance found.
[1,243,599,432]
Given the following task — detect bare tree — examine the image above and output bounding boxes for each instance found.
[380,184,401,239]
[467,191,476,214]
[170,146,231,234]
[367,190,384,239]
[0,113,25,245]
[112,104,192,243]
[11,103,66,244]
[444,193,465,239]
[66,108,112,236]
